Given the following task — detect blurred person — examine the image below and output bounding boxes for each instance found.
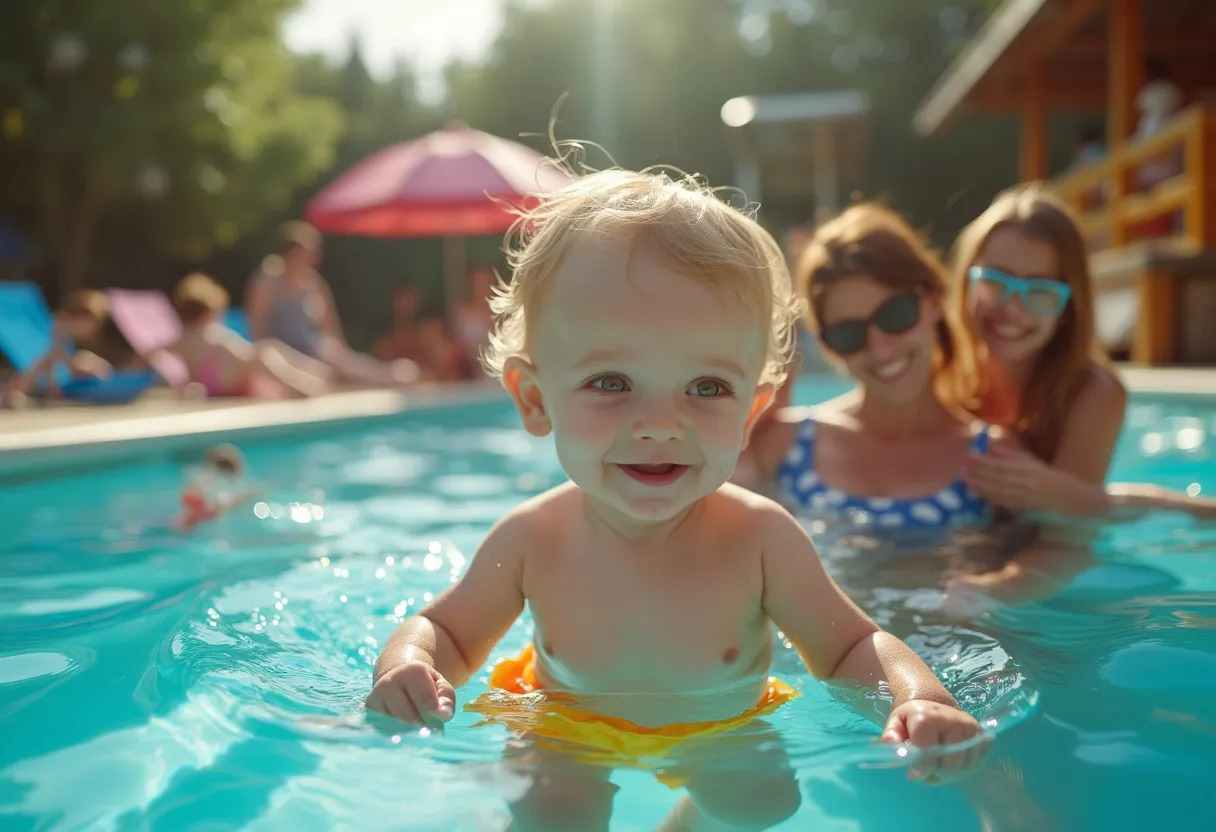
[375,288,469,382]
[5,289,114,403]
[1136,56,1184,141]
[450,265,497,373]
[414,316,466,382]
[1133,57,1185,236]
[373,286,423,363]
[174,443,259,531]
[245,221,418,387]
[154,273,330,399]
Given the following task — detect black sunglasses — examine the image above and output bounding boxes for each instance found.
[819,290,922,356]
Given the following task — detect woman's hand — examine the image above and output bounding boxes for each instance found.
[964,440,1052,511]
[942,574,1002,619]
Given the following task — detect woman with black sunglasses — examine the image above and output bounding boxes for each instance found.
[740,203,992,533]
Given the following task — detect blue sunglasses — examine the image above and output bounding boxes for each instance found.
[968,266,1072,317]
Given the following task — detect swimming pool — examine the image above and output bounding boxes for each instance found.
[1,377,1213,831]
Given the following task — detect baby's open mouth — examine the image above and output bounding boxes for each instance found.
[618,463,689,485]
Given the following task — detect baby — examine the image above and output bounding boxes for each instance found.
[175,444,256,530]
[366,169,986,830]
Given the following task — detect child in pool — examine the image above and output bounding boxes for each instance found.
[366,168,987,830]
[175,444,257,530]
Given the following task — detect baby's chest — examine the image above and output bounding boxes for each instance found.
[524,550,764,684]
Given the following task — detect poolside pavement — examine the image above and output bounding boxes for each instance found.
[0,381,503,480]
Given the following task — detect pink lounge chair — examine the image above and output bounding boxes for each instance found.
[105,289,189,387]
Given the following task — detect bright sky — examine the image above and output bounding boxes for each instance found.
[283,0,516,103]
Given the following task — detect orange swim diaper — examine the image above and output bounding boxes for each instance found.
[464,645,798,780]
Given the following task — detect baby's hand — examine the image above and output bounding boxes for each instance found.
[882,699,988,784]
[364,661,456,729]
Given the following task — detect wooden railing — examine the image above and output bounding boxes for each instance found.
[1053,104,1216,254]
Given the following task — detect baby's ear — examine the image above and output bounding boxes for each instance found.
[503,356,551,437]
[741,383,775,449]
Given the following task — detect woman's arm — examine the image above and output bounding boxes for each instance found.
[1048,367,1127,486]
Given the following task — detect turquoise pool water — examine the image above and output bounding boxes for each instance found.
[1,377,1214,831]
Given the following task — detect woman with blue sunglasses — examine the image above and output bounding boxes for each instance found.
[940,185,1216,612]
[950,183,1124,516]
[949,184,1215,522]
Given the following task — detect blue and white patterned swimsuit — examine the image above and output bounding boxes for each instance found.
[777,419,991,530]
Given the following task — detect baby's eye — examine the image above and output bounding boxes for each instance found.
[688,377,734,398]
[587,373,630,393]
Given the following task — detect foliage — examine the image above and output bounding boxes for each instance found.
[1,0,1041,336]
[443,0,1017,246]
[0,0,342,297]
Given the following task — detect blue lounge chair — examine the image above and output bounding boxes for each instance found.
[0,281,159,404]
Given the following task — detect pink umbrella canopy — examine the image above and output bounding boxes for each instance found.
[304,123,571,237]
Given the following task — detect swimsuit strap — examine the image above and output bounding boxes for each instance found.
[969,422,992,455]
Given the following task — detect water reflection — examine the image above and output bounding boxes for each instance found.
[2,397,1215,829]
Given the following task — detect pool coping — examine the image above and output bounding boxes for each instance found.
[0,382,507,482]
[1113,366,1216,398]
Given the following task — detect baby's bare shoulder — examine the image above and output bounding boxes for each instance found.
[484,482,579,554]
[704,483,800,536]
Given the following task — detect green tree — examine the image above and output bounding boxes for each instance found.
[204,39,447,349]
[0,0,342,299]
[440,0,1018,247]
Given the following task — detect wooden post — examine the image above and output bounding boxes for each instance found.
[1020,64,1047,182]
[1107,0,1142,247]
[1186,110,1214,247]
[1132,270,1176,365]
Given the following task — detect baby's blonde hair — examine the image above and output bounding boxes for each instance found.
[482,167,802,386]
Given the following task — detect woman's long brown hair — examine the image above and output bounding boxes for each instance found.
[796,203,979,414]
[949,184,1115,461]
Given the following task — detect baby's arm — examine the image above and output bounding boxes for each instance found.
[366,510,529,726]
[758,502,986,782]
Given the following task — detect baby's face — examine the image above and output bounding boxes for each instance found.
[202,458,243,482]
[523,233,770,525]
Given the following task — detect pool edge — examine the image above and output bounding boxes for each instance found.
[0,383,508,482]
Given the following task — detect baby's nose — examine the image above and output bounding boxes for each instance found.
[633,404,684,442]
